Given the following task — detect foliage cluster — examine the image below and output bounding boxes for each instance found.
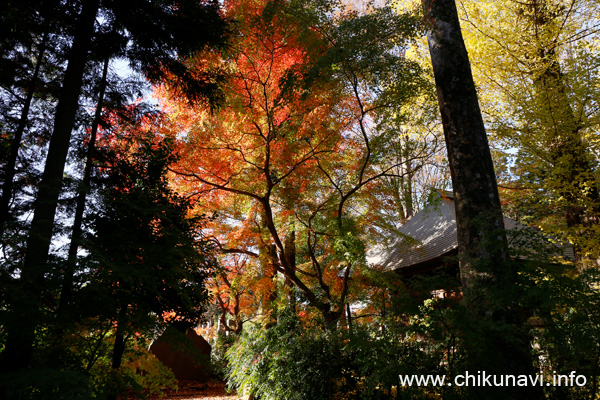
[163,0,442,337]
[458,0,600,261]
[0,332,178,400]
[222,227,600,400]
[1,0,599,399]
[225,310,448,400]
[0,108,217,399]
[86,335,179,400]
[0,0,227,397]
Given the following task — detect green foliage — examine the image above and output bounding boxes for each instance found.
[521,266,600,400]
[220,231,595,400]
[226,312,356,400]
[89,338,178,399]
[69,130,216,398]
[460,0,600,260]
[3,1,600,399]
[397,247,600,399]
[87,132,215,329]
[291,0,427,99]
[331,217,367,268]
[211,332,237,379]
[350,324,456,400]
[0,367,93,400]
[0,126,218,400]
[225,308,460,400]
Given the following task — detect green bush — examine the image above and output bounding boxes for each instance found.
[224,310,455,400]
[212,332,237,379]
[225,313,356,400]
[121,348,178,398]
[223,239,600,400]
[0,368,93,400]
[88,337,178,399]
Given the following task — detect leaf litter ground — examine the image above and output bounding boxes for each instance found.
[139,380,246,400]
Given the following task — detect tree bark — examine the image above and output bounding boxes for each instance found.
[0,0,99,373]
[0,33,48,238]
[422,0,545,398]
[107,306,128,400]
[422,0,510,288]
[283,228,296,312]
[58,56,109,316]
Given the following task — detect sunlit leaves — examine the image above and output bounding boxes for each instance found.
[152,0,429,326]
[457,0,600,260]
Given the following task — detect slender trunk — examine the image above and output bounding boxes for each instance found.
[404,152,414,218]
[346,303,352,335]
[422,0,544,398]
[266,243,278,323]
[111,334,126,370]
[394,138,407,220]
[233,293,243,334]
[283,228,296,312]
[0,0,99,373]
[261,198,340,323]
[107,306,128,400]
[58,56,109,316]
[0,33,48,238]
[391,176,406,221]
[258,213,278,324]
[591,369,598,400]
[85,327,111,372]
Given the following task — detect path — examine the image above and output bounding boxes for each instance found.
[148,381,246,400]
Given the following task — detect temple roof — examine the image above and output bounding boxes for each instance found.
[367,190,575,272]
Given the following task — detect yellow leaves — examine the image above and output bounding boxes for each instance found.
[392,0,421,13]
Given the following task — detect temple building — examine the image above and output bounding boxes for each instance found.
[367,190,575,283]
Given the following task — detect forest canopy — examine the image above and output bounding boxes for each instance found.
[0,0,598,399]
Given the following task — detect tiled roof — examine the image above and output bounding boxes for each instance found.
[367,190,575,271]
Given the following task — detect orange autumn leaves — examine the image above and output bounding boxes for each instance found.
[160,0,347,323]
[154,0,424,326]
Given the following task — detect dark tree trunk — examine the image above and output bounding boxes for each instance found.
[421,1,545,398]
[0,0,99,373]
[346,302,352,335]
[58,56,109,317]
[283,229,296,312]
[0,33,48,238]
[422,0,509,288]
[107,306,128,400]
[111,334,126,370]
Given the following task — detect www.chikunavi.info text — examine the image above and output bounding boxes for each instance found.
[399,371,587,387]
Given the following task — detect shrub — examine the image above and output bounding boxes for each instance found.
[211,332,237,379]
[224,310,455,400]
[88,336,178,399]
[225,312,356,400]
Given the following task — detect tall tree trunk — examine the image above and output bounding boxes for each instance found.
[422,0,509,288]
[0,0,99,373]
[58,56,110,317]
[0,33,48,238]
[258,213,278,325]
[283,228,296,312]
[421,0,545,398]
[345,303,352,335]
[107,306,128,400]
